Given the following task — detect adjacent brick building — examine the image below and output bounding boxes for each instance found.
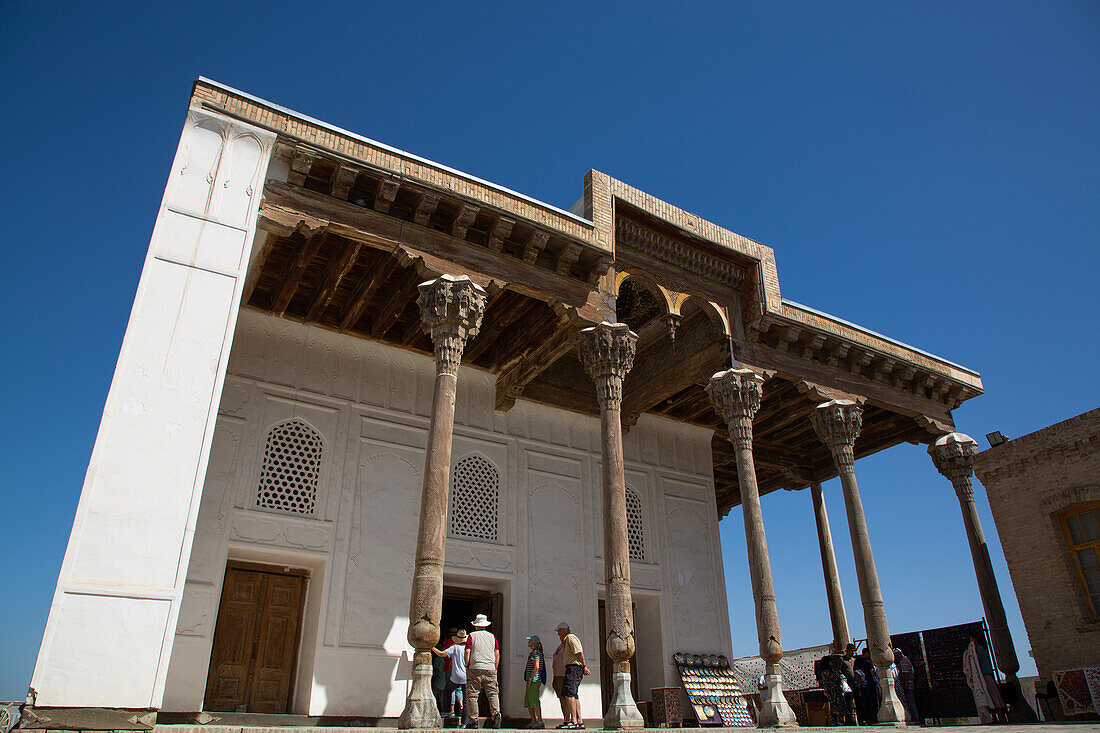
[973,408,1100,684]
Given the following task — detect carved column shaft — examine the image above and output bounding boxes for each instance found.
[400,275,486,730]
[811,482,850,654]
[928,432,1035,721]
[811,400,906,724]
[707,368,796,727]
[579,322,644,729]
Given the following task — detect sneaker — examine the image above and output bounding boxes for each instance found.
[532,724,545,729]
[462,722,479,729]
[490,713,502,729]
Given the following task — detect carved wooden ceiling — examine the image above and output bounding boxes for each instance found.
[246,142,976,517]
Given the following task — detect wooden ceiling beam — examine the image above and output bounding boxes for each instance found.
[271,233,327,316]
[659,385,703,415]
[556,243,582,276]
[491,306,560,372]
[452,203,480,239]
[487,217,516,252]
[373,179,399,213]
[287,146,316,186]
[330,166,358,201]
[339,252,399,331]
[370,267,422,339]
[305,240,362,322]
[523,231,550,263]
[464,295,535,364]
[738,339,956,425]
[622,339,726,419]
[262,182,605,314]
[413,192,441,226]
[495,315,584,412]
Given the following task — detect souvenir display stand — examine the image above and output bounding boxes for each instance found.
[673,652,754,727]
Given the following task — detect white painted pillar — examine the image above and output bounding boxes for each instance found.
[31,104,276,708]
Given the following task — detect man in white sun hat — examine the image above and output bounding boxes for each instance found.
[464,613,501,729]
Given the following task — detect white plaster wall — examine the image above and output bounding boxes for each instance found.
[162,309,733,718]
[31,106,276,708]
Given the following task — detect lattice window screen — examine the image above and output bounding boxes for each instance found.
[626,486,646,561]
[450,455,500,542]
[255,419,322,515]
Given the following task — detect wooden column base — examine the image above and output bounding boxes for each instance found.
[397,654,442,729]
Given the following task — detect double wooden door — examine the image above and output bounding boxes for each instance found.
[205,562,307,713]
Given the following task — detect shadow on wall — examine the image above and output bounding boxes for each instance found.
[309,617,414,716]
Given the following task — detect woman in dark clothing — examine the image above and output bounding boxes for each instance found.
[853,648,880,725]
[816,654,857,726]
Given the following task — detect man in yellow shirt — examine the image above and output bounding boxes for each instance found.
[554,622,589,729]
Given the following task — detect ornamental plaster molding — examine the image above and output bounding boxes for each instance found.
[615,218,746,289]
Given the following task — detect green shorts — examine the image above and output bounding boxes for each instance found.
[524,679,543,708]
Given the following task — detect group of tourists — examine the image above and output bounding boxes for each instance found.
[431,617,591,729]
[814,643,919,726]
[815,638,1015,726]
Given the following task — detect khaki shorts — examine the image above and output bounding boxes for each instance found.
[552,675,565,697]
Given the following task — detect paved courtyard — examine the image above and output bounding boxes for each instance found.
[153,724,1100,733]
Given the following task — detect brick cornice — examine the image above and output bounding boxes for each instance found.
[974,408,1100,483]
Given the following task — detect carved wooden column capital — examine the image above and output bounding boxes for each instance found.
[811,399,863,472]
[417,274,487,375]
[578,321,638,409]
[705,368,763,448]
[928,432,979,500]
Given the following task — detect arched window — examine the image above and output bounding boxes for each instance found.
[626,486,646,561]
[256,419,323,515]
[1061,502,1100,619]
[450,455,500,542]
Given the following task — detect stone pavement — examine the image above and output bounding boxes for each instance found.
[153,724,1100,733]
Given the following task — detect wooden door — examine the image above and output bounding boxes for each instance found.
[598,600,638,713]
[205,563,307,713]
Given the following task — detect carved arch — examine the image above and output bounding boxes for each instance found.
[678,295,731,338]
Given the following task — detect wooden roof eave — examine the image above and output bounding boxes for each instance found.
[258,180,612,323]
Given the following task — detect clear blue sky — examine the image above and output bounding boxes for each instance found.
[1,0,1097,700]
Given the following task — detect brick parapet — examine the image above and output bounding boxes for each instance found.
[974,408,1100,482]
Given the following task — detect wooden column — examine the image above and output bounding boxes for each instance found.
[399,275,487,730]
[811,482,850,653]
[928,433,1036,723]
[707,368,798,727]
[578,322,645,729]
[811,399,906,724]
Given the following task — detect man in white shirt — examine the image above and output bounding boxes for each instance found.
[464,614,501,729]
